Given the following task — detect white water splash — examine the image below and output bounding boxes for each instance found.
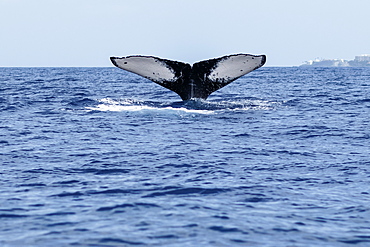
[86,98,214,114]
[85,98,282,114]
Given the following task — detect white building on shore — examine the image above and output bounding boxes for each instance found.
[354,54,370,62]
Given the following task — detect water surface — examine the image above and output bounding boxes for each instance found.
[1,67,370,246]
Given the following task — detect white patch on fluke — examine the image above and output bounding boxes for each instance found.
[209,54,265,82]
[111,56,176,82]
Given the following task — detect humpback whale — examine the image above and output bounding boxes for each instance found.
[110,54,266,100]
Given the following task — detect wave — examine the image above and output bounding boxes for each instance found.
[85,98,281,114]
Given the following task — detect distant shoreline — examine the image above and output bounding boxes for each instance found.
[301,55,370,67]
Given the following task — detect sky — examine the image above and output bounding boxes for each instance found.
[1,0,370,67]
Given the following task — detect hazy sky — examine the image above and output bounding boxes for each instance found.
[1,0,369,67]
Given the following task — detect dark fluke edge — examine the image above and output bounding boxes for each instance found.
[110,54,266,100]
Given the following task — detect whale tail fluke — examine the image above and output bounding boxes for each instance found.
[110,54,266,100]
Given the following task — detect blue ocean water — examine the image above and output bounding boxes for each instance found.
[1,67,370,246]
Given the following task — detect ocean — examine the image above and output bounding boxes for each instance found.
[1,67,370,246]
